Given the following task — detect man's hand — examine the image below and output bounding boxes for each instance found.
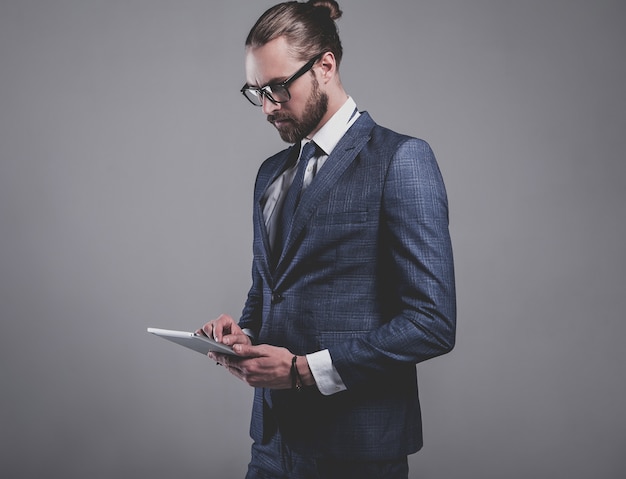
[197,315,315,389]
[210,344,315,390]
[209,344,292,389]
[196,314,251,347]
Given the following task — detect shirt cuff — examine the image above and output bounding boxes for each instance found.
[306,349,347,396]
[241,328,256,343]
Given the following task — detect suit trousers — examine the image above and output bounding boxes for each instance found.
[245,429,409,479]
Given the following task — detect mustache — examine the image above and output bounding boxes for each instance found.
[267,114,292,124]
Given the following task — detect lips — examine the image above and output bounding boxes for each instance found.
[268,115,292,128]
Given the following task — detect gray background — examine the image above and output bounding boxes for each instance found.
[1,0,624,477]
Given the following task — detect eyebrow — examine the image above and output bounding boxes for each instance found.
[245,53,322,90]
[246,75,290,89]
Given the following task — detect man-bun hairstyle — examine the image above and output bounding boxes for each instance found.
[246,0,344,66]
[310,0,342,20]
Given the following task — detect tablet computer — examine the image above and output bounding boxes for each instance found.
[147,327,238,356]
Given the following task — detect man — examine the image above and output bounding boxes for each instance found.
[198,1,456,477]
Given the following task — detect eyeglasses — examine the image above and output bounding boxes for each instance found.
[240,53,323,107]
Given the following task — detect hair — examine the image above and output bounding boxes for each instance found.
[245,0,344,66]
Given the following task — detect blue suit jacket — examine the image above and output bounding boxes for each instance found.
[239,112,456,460]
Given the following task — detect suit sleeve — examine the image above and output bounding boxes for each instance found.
[238,165,268,336]
[239,261,263,336]
[329,138,456,389]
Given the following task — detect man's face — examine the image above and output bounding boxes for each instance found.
[245,37,328,143]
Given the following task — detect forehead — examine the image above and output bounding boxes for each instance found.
[245,36,301,87]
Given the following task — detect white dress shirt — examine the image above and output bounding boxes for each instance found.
[259,96,360,395]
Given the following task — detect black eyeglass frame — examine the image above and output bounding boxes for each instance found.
[240,53,324,107]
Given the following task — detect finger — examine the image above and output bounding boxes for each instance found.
[212,314,236,342]
[201,322,214,339]
[210,353,245,380]
[196,321,213,336]
[208,352,227,368]
[232,343,264,357]
[222,333,252,347]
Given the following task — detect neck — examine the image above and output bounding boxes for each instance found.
[307,84,349,139]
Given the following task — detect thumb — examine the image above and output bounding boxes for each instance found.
[232,343,264,357]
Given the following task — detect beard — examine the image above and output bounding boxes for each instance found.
[267,76,329,144]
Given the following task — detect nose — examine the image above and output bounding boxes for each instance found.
[261,94,281,115]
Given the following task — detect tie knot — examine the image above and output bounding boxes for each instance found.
[299,141,318,164]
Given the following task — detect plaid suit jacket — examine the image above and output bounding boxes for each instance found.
[239,112,456,459]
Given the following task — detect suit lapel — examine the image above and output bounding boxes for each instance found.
[254,145,298,282]
[273,112,376,281]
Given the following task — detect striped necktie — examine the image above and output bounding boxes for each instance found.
[272,141,318,265]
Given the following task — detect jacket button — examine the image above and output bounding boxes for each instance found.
[271,292,284,304]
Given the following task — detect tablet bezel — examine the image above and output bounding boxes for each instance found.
[147,327,238,356]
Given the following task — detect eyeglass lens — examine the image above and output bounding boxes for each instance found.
[244,84,290,106]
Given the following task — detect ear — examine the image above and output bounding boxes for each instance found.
[316,51,337,84]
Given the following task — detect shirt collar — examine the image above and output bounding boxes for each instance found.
[301,96,359,156]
